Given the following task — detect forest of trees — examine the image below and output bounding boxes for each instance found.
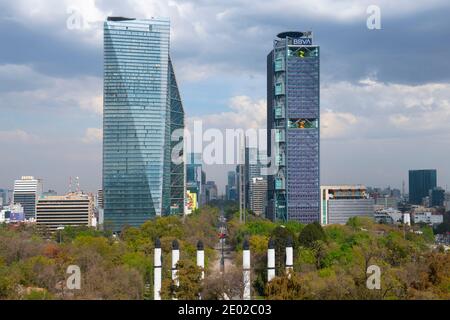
[0,203,449,300]
[0,206,219,299]
[226,212,450,299]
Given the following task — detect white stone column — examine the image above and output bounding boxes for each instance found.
[285,236,293,278]
[197,240,205,280]
[154,238,162,300]
[243,239,251,300]
[267,238,275,282]
[172,239,180,286]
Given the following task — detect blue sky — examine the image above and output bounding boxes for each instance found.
[1,0,450,194]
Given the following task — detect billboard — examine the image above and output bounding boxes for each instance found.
[185,191,198,215]
[9,211,25,222]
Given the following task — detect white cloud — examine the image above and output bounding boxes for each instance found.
[322,79,450,138]
[0,64,102,115]
[188,79,450,142]
[82,127,102,144]
[187,95,266,132]
[0,129,40,143]
[321,111,359,139]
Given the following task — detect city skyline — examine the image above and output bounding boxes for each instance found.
[1,1,450,194]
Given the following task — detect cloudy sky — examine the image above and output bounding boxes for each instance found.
[1,0,450,194]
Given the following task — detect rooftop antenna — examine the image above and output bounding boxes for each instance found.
[76,176,80,193]
[69,176,73,194]
[402,180,405,198]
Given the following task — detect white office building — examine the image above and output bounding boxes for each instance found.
[13,176,43,219]
[321,185,374,225]
[413,212,443,226]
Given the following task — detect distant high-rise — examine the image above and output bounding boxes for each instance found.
[103,17,185,231]
[205,181,218,203]
[429,187,445,207]
[0,188,8,207]
[13,176,42,219]
[226,171,237,201]
[408,169,437,205]
[250,177,268,216]
[245,147,268,213]
[267,31,320,223]
[186,153,203,209]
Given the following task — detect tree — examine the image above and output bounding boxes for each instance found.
[298,222,326,248]
[202,266,245,300]
[270,226,295,274]
[161,259,203,300]
[265,271,304,300]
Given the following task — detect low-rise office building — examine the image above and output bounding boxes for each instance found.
[374,207,403,224]
[321,185,374,225]
[36,193,94,232]
[413,212,443,226]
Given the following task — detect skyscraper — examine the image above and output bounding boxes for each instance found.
[408,169,437,205]
[245,147,267,212]
[13,176,42,219]
[226,171,237,201]
[250,177,268,216]
[267,31,320,223]
[429,187,444,207]
[103,17,185,231]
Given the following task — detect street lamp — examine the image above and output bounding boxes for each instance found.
[56,225,64,244]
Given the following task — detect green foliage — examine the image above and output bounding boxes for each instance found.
[346,216,374,230]
[1,204,449,300]
[298,222,326,248]
[279,221,304,235]
[0,207,220,300]
[421,226,435,243]
[265,272,304,300]
[296,248,315,266]
[271,226,296,274]
[57,226,109,243]
[23,288,53,300]
[161,259,203,300]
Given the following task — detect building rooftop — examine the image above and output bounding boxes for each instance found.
[277,31,312,39]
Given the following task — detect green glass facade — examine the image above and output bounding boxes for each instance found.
[103,17,184,231]
[408,169,437,205]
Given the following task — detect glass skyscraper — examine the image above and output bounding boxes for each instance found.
[409,169,437,205]
[103,17,185,231]
[267,31,320,223]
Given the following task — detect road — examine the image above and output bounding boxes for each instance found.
[211,207,235,274]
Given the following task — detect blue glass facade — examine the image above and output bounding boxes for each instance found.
[103,17,184,231]
[267,32,320,223]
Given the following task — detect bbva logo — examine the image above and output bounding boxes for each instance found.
[293,38,312,45]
